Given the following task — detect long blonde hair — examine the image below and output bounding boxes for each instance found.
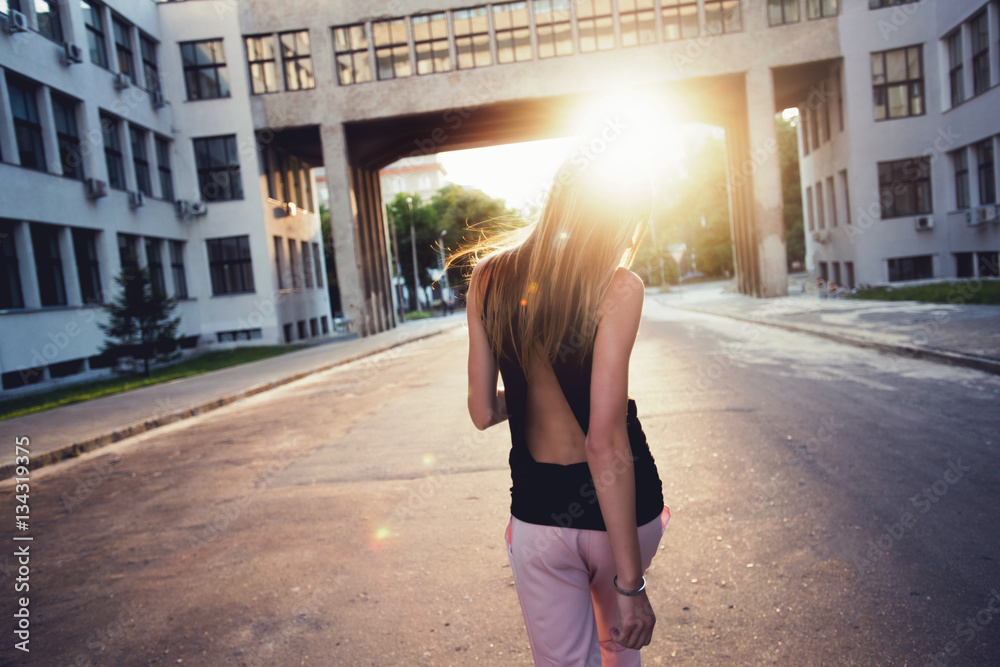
[448,143,653,374]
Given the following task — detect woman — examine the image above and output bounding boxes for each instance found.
[453,143,669,666]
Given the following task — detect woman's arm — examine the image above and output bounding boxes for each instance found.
[586,267,654,649]
[467,262,508,431]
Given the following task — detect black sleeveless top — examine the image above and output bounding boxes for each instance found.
[482,270,664,531]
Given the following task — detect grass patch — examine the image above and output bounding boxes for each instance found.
[405,310,439,320]
[0,346,302,422]
[846,280,1000,305]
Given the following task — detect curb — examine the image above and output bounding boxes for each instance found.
[666,304,1000,377]
[1,323,465,480]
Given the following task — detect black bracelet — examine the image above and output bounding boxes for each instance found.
[613,575,646,596]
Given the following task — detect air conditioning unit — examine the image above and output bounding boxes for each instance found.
[84,178,107,199]
[4,9,28,34]
[128,191,144,208]
[113,72,130,90]
[966,210,983,227]
[979,206,999,223]
[61,42,84,65]
[151,90,166,108]
[915,216,933,231]
[190,201,208,216]
[811,229,829,244]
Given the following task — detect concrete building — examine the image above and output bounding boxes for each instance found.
[795,0,1000,287]
[381,153,448,205]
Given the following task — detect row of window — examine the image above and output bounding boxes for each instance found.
[282,317,329,344]
[800,71,845,156]
[946,9,994,108]
[815,259,854,289]
[816,252,999,287]
[806,170,852,231]
[953,138,997,210]
[768,0,839,27]
[273,237,324,292]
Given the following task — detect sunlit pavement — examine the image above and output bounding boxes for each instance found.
[3,296,999,666]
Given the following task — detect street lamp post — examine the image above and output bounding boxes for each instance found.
[438,229,450,314]
[407,196,419,312]
[389,209,405,322]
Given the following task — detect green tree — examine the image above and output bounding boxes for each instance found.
[99,267,180,376]
[319,205,341,314]
[777,114,805,270]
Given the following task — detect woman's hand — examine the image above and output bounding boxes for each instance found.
[611,589,656,650]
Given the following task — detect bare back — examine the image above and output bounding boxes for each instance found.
[522,349,588,465]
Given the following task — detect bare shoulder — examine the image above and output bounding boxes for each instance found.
[600,267,645,319]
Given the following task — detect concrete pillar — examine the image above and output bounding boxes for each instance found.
[0,71,19,166]
[36,85,62,175]
[58,226,83,306]
[13,222,41,309]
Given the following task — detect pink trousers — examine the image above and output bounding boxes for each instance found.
[504,505,670,666]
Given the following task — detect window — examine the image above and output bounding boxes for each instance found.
[290,155,303,208]
[117,233,138,277]
[181,40,230,100]
[245,34,279,94]
[845,261,855,289]
[956,252,975,278]
[836,67,844,132]
[816,181,825,229]
[704,0,741,35]
[807,0,838,19]
[288,238,300,289]
[206,236,254,295]
[140,33,159,92]
[297,320,306,339]
[954,148,970,210]
[145,238,164,297]
[333,24,371,85]
[534,0,573,58]
[454,7,491,69]
[413,13,451,73]
[832,262,841,287]
[840,170,851,225]
[130,126,151,196]
[35,0,63,43]
[619,0,656,47]
[372,19,411,80]
[274,236,286,289]
[809,106,819,150]
[73,229,103,303]
[947,31,964,107]
[0,221,24,310]
[978,139,996,205]
[303,162,313,210]
[82,0,108,68]
[31,224,66,307]
[302,239,313,288]
[577,0,615,53]
[806,185,815,231]
[100,113,125,190]
[312,243,323,287]
[769,0,798,26]
[493,3,531,64]
[971,12,990,97]
[888,255,932,282]
[800,110,810,156]
[869,0,918,7]
[818,82,831,143]
[280,30,315,90]
[321,316,329,334]
[871,45,924,120]
[8,75,45,171]
[310,318,319,337]
[51,93,83,180]
[217,328,262,343]
[878,157,932,219]
[817,261,828,282]
[193,135,243,202]
[979,252,1000,278]
[283,322,293,342]
[112,15,134,82]
[827,176,837,226]
[661,0,699,41]
[155,136,173,202]
[169,240,187,298]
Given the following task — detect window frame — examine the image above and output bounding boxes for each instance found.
[534,0,573,58]
[954,148,970,210]
[193,134,243,202]
[453,6,492,69]
[302,239,313,289]
[82,0,109,69]
[977,139,996,206]
[288,237,301,289]
[130,125,152,197]
[312,242,323,288]
[492,3,532,64]
[661,0,699,41]
[51,92,83,180]
[35,0,64,44]
[768,0,799,26]
[206,235,255,296]
[139,32,160,93]
[155,136,174,202]
[619,0,657,47]
[878,156,933,219]
[279,29,316,91]
[145,238,165,297]
[947,30,964,107]
[576,0,616,53]
[0,220,25,310]
[31,223,67,307]
[170,240,187,299]
[333,24,372,85]
[100,112,126,190]
[244,34,280,94]
[871,44,925,121]
[180,39,231,101]
[7,75,46,171]
[971,11,991,97]
[807,0,839,20]
[704,0,742,35]
[112,13,135,83]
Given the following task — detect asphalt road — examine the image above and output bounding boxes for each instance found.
[2,295,998,666]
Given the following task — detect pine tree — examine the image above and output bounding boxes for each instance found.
[99,267,180,377]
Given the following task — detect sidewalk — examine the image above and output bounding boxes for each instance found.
[654,278,1000,376]
[2,313,466,479]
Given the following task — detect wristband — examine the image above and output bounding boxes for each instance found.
[613,575,646,596]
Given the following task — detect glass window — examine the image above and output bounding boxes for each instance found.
[947,31,964,107]
[454,7,491,69]
[971,12,990,97]
[954,148,970,210]
[815,180,825,229]
[978,252,1000,278]
[245,34,279,94]
[82,0,108,68]
[180,39,230,100]
[577,0,615,53]
[72,228,101,304]
[413,12,451,74]
[373,19,411,80]
[280,30,315,90]
[52,93,83,180]
[806,185,814,231]
[869,0,918,7]
[333,24,371,85]
[871,45,924,120]
[274,236,286,289]
[170,240,187,298]
[800,110,810,156]
[661,0,699,41]
[312,243,323,287]
[619,0,656,47]
[155,136,174,202]
[112,15,134,82]
[807,0,838,19]
[117,233,138,278]
[493,3,531,63]
[302,239,313,288]
[888,255,932,282]
[35,0,63,42]
[769,0,798,26]
[288,237,300,289]
[145,238,164,297]
[193,135,243,202]
[140,32,159,92]
[878,157,932,219]
[978,139,996,205]
[31,223,66,307]
[534,0,573,58]
[0,220,24,310]
[845,261,855,289]
[206,236,254,295]
[826,175,837,226]
[840,169,851,225]
[7,75,45,171]
[704,0,741,35]
[129,126,151,196]
[100,113,125,190]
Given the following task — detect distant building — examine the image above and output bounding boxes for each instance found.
[380,154,448,206]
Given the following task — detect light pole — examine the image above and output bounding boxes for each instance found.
[389,208,405,322]
[407,196,420,312]
[438,229,450,315]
